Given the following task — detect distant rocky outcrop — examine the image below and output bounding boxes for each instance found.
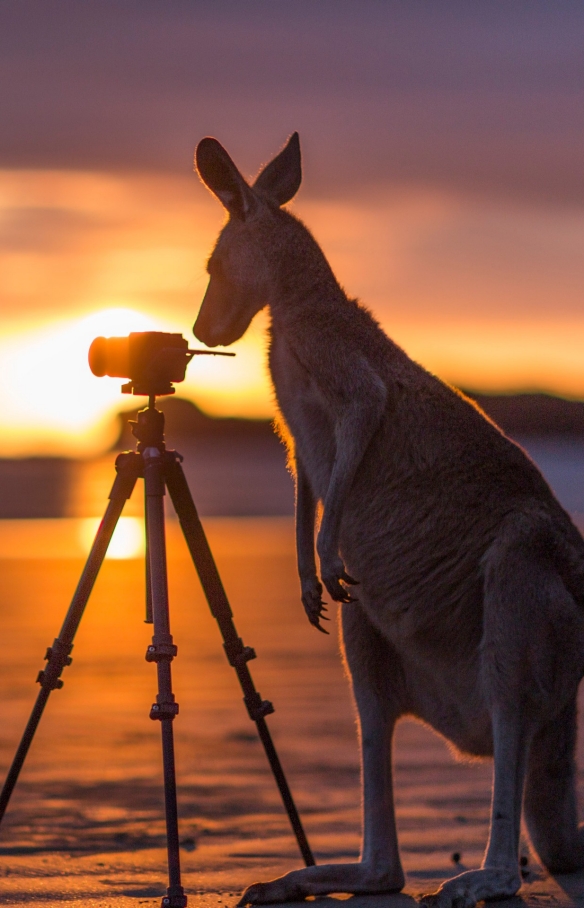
[113,392,584,447]
[111,397,292,516]
[0,392,582,520]
[462,391,584,437]
[0,458,73,518]
[113,396,277,450]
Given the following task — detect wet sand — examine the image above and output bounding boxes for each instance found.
[0,518,583,906]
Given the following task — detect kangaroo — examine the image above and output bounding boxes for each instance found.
[193,133,584,908]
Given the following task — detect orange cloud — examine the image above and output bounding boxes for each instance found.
[0,170,582,455]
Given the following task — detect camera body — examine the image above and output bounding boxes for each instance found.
[89,332,195,396]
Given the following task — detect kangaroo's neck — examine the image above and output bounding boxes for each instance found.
[264,210,348,327]
[262,208,413,385]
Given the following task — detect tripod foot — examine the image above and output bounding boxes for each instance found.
[162,887,188,908]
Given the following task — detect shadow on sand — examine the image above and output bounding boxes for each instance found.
[552,868,584,905]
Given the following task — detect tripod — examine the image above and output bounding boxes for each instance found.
[0,397,314,908]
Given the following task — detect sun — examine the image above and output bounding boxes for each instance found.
[0,308,164,456]
[0,305,275,457]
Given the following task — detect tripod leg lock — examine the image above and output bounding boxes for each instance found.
[243,692,275,721]
[36,638,73,691]
[112,451,143,492]
[150,696,179,720]
[162,887,188,908]
[146,642,178,663]
[223,637,257,668]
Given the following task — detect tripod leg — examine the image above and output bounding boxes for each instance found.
[143,447,187,908]
[145,503,153,623]
[0,451,141,825]
[164,452,315,868]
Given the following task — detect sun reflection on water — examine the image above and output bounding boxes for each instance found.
[79,516,144,560]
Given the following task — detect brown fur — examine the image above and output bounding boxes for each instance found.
[193,133,584,908]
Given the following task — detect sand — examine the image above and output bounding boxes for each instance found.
[0,518,583,906]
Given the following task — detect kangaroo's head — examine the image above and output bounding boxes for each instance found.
[193,133,301,346]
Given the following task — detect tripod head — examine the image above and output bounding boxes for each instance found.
[88,331,234,397]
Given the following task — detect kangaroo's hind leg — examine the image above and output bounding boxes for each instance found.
[423,521,584,908]
[524,693,584,872]
[238,602,406,905]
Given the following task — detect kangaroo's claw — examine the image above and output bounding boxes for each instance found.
[319,550,360,602]
[301,578,330,631]
[310,615,330,634]
[322,573,359,603]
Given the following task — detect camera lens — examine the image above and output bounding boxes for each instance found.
[88,336,131,378]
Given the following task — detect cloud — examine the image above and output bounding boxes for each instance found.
[0,1,583,203]
[0,170,212,322]
[0,206,113,252]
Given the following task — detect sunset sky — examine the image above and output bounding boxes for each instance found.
[0,1,583,455]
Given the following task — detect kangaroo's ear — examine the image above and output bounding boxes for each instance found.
[253,132,301,206]
[195,137,256,220]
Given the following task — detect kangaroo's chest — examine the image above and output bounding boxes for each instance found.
[268,334,336,498]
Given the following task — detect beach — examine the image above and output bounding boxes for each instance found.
[0,514,583,906]
[0,430,583,905]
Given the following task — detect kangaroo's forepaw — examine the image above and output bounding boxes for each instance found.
[319,555,359,603]
[322,573,358,603]
[301,578,330,633]
[420,868,521,908]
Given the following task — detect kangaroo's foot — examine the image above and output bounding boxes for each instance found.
[237,862,404,905]
[420,867,521,908]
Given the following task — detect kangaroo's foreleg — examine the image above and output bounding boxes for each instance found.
[316,369,386,601]
[295,455,328,632]
[237,603,405,905]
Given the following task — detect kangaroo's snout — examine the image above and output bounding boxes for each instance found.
[193,290,220,347]
[193,277,259,348]
[192,322,218,348]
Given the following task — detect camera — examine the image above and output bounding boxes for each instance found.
[88,331,233,397]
